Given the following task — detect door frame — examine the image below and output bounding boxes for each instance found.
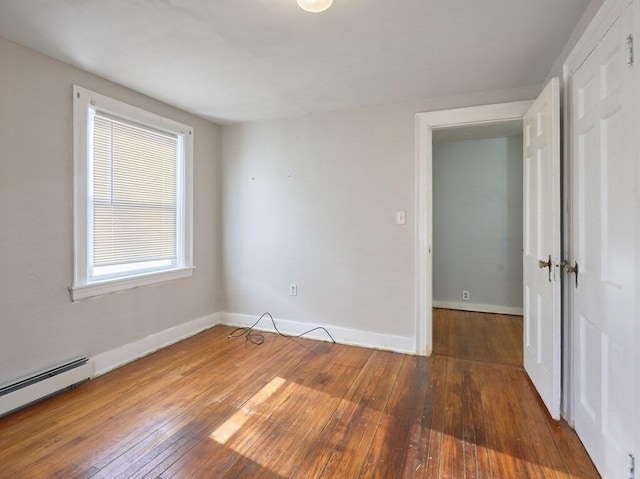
[414,101,533,356]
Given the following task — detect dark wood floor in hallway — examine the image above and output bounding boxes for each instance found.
[0,309,599,478]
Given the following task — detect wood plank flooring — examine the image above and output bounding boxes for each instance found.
[0,309,600,478]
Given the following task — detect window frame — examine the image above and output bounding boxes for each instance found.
[71,85,194,302]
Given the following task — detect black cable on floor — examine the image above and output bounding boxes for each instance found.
[227,312,336,345]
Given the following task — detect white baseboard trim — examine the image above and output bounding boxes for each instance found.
[432,301,523,316]
[92,312,221,377]
[219,312,416,355]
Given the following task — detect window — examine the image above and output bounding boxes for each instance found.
[71,86,193,301]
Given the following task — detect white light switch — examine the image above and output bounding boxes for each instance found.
[396,211,406,225]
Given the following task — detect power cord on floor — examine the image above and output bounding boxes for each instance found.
[227,312,336,345]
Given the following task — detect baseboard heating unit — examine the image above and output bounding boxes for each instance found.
[0,357,94,417]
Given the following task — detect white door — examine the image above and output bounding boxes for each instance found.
[571,5,637,478]
[522,77,561,420]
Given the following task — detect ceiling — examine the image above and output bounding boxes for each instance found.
[0,0,596,123]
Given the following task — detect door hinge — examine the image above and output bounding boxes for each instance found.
[626,34,634,66]
[630,454,636,479]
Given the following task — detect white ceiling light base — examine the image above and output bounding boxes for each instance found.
[297,0,333,13]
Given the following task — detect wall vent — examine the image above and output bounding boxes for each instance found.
[0,357,93,417]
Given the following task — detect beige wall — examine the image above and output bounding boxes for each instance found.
[0,38,221,384]
[220,87,540,340]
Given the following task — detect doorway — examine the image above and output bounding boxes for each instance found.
[415,84,562,420]
[431,123,524,316]
[414,101,533,357]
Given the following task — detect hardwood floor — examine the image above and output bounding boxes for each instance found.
[0,310,599,478]
[433,308,524,366]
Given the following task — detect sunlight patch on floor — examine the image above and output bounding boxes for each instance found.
[210,376,286,444]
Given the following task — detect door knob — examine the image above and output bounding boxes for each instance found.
[538,255,552,282]
[561,260,579,288]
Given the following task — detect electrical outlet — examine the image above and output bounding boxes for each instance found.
[290,284,297,296]
[462,290,470,301]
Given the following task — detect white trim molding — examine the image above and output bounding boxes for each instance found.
[432,301,523,316]
[69,266,195,302]
[219,312,416,355]
[415,100,533,357]
[91,313,221,376]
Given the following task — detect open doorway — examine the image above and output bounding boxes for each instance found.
[414,101,533,357]
[430,122,525,367]
[415,83,562,420]
[431,123,524,316]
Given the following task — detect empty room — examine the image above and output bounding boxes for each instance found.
[0,0,638,478]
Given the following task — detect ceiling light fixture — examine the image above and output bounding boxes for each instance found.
[297,0,333,13]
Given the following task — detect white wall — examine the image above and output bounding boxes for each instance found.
[221,88,539,343]
[0,38,221,384]
[432,136,523,310]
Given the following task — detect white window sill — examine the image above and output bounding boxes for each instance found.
[69,266,194,302]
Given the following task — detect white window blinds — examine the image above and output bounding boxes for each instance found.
[91,113,179,278]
